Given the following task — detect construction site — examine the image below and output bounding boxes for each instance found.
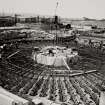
[0,1,105,105]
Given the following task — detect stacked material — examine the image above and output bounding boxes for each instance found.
[0,87,61,105]
[32,97,60,105]
[34,46,79,70]
[1,46,105,105]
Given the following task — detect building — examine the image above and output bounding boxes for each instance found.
[0,16,16,27]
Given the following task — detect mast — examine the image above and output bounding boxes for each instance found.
[55,2,59,16]
[54,1,59,45]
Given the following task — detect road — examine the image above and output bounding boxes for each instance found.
[79,36,105,41]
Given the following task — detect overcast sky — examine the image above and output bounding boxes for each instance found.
[0,0,105,19]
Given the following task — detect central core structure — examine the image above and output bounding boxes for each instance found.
[33,46,79,71]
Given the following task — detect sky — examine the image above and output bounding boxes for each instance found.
[0,0,105,19]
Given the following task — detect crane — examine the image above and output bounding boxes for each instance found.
[55,1,59,16]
